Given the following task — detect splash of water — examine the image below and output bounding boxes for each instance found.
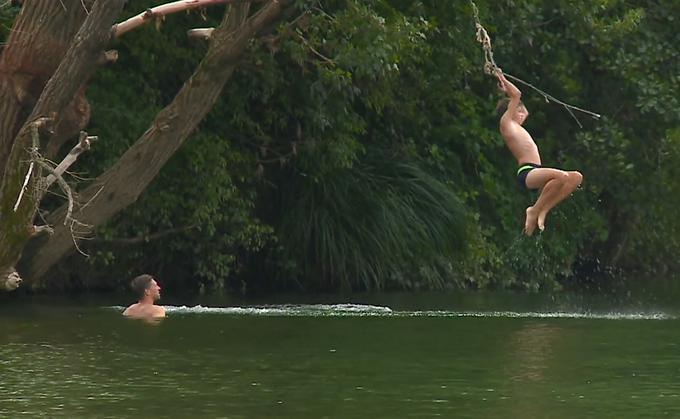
[108,304,672,320]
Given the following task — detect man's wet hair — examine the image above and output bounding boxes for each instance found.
[130,274,154,298]
[495,98,524,118]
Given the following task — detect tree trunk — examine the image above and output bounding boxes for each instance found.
[20,1,287,287]
[0,0,125,290]
[0,0,95,176]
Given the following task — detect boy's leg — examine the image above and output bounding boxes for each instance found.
[535,171,583,229]
[523,175,565,235]
[524,168,582,234]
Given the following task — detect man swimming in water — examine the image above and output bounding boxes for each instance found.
[495,70,583,235]
[123,274,166,319]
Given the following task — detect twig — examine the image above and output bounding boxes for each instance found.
[295,30,334,64]
[35,159,74,225]
[91,225,197,245]
[14,160,34,212]
[77,184,104,212]
[69,219,93,257]
[44,131,97,189]
[13,118,50,211]
[503,72,601,128]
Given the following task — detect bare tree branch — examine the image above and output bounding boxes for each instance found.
[13,121,41,212]
[10,116,52,213]
[187,27,215,39]
[30,225,53,236]
[34,159,74,225]
[44,131,96,189]
[113,0,267,38]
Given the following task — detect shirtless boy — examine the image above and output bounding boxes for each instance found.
[495,70,583,235]
[123,274,166,319]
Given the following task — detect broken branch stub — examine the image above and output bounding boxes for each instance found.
[188,28,215,40]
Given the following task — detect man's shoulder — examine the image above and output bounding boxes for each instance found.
[122,303,139,316]
[123,303,165,318]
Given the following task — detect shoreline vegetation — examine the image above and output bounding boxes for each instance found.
[1,1,677,294]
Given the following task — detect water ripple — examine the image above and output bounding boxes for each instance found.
[109,304,673,320]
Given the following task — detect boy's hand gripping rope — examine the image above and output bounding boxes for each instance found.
[470,1,601,127]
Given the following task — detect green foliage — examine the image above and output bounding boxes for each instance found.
[0,3,19,41]
[276,152,467,291]
[5,0,680,292]
[86,130,274,292]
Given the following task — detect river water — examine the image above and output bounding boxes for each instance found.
[2,290,680,418]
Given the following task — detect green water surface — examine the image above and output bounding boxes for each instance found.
[2,292,680,418]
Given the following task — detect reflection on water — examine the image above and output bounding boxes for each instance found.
[508,322,561,382]
[501,322,562,419]
[3,296,680,418]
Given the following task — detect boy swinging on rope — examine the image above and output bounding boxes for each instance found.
[495,70,583,235]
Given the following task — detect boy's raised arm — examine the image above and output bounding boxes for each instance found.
[496,70,522,119]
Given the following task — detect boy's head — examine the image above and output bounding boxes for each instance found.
[496,98,529,125]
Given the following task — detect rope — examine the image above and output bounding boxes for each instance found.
[470,1,601,127]
[471,1,499,76]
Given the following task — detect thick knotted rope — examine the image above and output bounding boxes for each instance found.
[471,1,499,76]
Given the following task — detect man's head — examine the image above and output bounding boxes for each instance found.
[496,98,529,125]
[130,274,161,301]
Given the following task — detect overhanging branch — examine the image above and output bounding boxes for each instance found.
[113,0,266,38]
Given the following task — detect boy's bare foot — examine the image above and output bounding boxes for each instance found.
[524,207,539,236]
[537,211,548,232]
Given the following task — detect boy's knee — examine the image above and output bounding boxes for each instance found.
[556,171,570,184]
[570,171,583,185]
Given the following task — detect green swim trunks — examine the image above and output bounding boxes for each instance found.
[517,163,541,190]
